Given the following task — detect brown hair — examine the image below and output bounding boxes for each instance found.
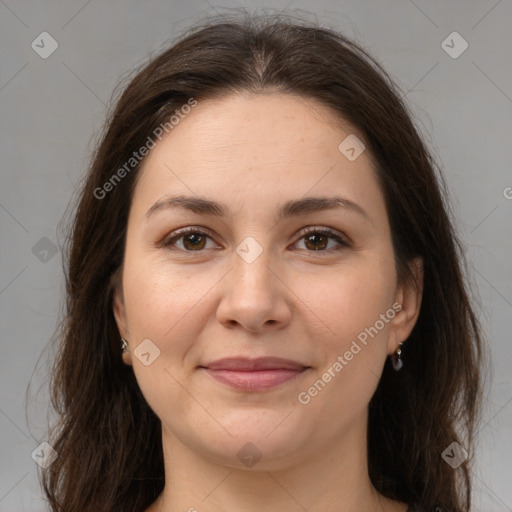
[41,10,484,512]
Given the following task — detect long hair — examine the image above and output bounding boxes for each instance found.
[42,11,484,512]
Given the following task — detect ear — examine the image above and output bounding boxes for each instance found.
[112,273,132,366]
[387,257,424,355]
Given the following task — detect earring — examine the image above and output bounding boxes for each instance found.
[391,342,403,371]
[120,338,128,352]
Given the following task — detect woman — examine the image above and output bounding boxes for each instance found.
[42,11,483,512]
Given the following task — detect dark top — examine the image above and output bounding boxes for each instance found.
[407,505,442,512]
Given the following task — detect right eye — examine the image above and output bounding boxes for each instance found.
[161,227,220,252]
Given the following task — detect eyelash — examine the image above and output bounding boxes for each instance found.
[160,226,350,254]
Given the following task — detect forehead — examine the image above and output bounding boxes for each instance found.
[131,92,385,223]
[143,91,364,162]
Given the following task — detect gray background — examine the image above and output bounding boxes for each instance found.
[1,1,511,510]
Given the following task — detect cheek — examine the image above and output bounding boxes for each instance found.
[296,274,394,427]
[294,257,396,343]
[291,256,396,410]
[121,260,214,415]
[123,261,212,345]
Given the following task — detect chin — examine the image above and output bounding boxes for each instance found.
[192,414,309,468]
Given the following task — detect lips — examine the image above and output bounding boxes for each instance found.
[203,356,308,372]
[200,357,310,391]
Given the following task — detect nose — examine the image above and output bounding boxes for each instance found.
[215,244,292,333]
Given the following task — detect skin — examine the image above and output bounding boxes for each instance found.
[113,91,423,512]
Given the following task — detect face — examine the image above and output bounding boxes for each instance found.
[113,91,422,470]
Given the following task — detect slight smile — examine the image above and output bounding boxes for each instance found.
[199,357,311,392]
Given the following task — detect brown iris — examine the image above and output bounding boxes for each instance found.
[183,233,207,250]
[304,233,328,251]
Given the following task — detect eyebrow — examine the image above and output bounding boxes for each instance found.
[146,194,371,224]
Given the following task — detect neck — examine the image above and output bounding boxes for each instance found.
[149,411,403,512]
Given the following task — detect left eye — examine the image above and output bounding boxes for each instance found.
[161,227,349,252]
[293,227,349,252]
